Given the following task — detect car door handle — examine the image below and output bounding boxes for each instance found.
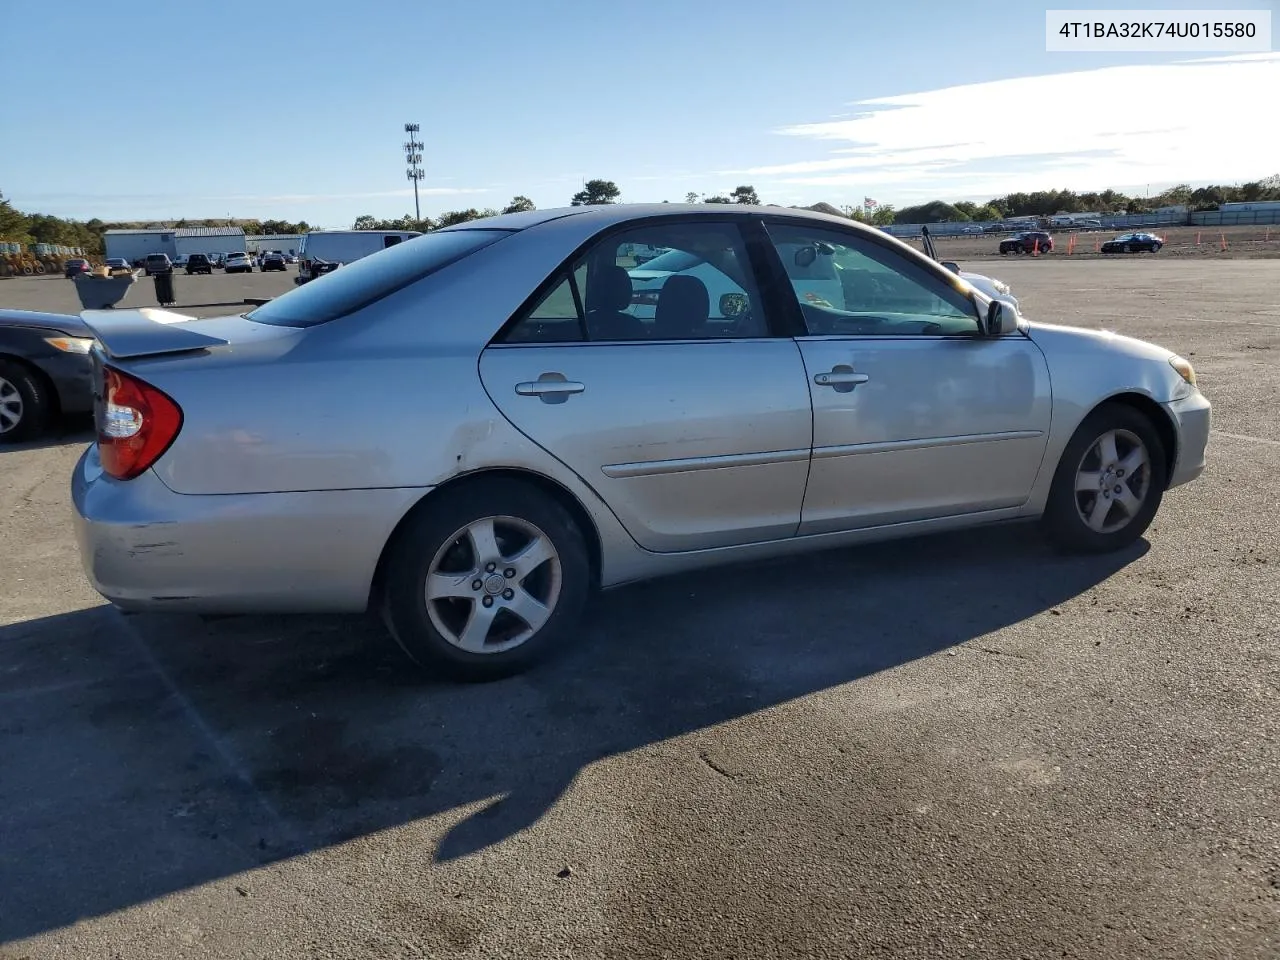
[515,376,585,404]
[813,370,870,387]
[516,380,585,396]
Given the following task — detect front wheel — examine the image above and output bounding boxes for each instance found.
[0,360,51,444]
[1041,403,1167,553]
[380,479,591,681]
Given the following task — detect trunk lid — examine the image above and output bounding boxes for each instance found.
[79,308,231,360]
[78,308,298,361]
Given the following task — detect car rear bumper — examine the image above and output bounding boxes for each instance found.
[1163,391,1211,489]
[71,445,427,614]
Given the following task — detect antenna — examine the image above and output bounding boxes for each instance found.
[404,123,424,221]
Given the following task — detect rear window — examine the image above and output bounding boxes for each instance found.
[246,228,511,328]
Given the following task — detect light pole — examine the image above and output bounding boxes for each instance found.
[404,123,424,222]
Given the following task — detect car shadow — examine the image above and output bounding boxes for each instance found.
[0,415,93,452]
[0,523,1145,942]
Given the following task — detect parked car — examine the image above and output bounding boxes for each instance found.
[185,253,213,275]
[143,253,172,276]
[64,258,91,278]
[173,255,190,270]
[0,309,96,443]
[104,258,131,273]
[1100,232,1164,254]
[999,231,1054,255]
[70,204,1210,682]
[223,252,253,274]
[260,251,287,272]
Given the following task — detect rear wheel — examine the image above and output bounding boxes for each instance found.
[1041,403,1167,553]
[0,360,51,444]
[380,479,591,681]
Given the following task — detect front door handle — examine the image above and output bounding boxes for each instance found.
[515,373,585,404]
[813,365,869,393]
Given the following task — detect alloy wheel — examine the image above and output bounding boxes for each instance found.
[1073,428,1151,534]
[0,376,23,435]
[424,515,562,654]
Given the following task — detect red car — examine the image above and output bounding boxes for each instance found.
[63,258,91,278]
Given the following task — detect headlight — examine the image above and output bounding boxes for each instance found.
[1169,355,1197,387]
[44,336,96,354]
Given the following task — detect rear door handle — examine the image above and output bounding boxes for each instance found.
[515,374,585,404]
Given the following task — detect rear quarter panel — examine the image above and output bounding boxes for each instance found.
[140,221,610,498]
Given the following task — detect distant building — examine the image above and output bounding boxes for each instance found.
[103,226,246,263]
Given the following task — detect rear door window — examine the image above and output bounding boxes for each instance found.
[247,229,511,328]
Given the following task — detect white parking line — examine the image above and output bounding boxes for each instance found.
[1215,431,1280,448]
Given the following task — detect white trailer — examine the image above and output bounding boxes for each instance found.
[296,230,421,283]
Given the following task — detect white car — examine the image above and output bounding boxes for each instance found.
[172,255,189,269]
[224,252,253,275]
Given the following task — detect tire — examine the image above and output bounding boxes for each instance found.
[1041,402,1168,554]
[0,359,51,444]
[1151,243,1161,253]
[380,478,591,681]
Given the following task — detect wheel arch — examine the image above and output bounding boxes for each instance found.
[366,466,604,611]
[1090,391,1178,488]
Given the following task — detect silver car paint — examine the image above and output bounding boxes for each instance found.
[793,332,1053,534]
[72,204,1210,614]
[480,338,813,552]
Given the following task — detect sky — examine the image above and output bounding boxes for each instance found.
[2,0,1277,227]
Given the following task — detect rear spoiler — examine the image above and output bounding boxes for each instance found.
[79,308,230,360]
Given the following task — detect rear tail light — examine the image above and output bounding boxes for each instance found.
[97,367,183,481]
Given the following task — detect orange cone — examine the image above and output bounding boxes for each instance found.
[1196,231,1201,245]
[1220,232,1228,251]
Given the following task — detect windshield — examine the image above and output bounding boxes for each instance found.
[247,228,511,327]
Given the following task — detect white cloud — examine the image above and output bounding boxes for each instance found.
[723,53,1280,201]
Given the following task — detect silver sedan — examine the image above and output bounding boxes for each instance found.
[71,204,1210,681]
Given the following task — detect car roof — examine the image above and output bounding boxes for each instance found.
[436,202,886,238]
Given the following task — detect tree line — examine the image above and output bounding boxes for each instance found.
[5,175,1278,254]
[0,191,312,256]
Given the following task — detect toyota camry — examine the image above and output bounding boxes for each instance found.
[71,204,1210,681]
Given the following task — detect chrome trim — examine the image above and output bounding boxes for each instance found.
[813,430,1044,461]
[602,447,811,479]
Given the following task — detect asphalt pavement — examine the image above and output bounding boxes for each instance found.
[0,260,1277,959]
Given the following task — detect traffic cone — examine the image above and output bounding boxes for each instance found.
[1196,231,1201,245]
[1033,238,1039,257]
[1220,232,1228,251]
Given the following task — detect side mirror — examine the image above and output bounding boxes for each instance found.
[941,261,960,274]
[985,299,1011,336]
[719,292,748,317]
[794,246,817,268]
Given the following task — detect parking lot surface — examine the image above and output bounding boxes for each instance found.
[1,260,1277,959]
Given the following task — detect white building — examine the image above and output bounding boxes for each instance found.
[103,226,247,263]
[245,234,303,257]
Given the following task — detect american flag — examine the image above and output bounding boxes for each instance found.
[864,197,878,209]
